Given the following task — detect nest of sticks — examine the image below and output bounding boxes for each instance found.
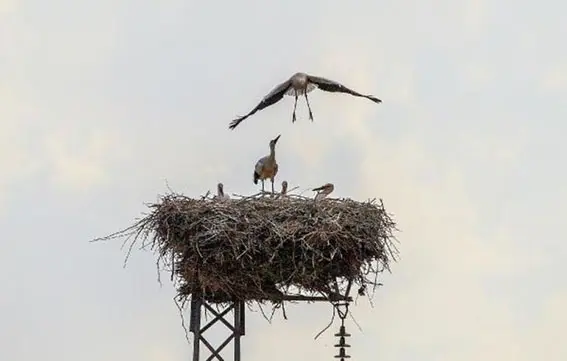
[97,190,398,307]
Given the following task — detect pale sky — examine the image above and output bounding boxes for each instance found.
[1,0,566,360]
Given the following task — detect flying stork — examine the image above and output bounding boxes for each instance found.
[228,72,382,130]
[253,135,281,193]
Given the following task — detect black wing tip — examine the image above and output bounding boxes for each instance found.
[228,117,244,130]
[253,172,259,184]
[368,95,382,103]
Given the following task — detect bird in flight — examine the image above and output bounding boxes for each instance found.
[228,72,381,130]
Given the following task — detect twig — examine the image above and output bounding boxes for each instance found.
[314,305,336,340]
[174,296,191,345]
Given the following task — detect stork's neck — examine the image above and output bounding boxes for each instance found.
[269,146,276,159]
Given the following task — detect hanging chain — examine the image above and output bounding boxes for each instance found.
[333,302,351,360]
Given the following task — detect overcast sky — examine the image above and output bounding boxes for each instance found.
[1,0,566,360]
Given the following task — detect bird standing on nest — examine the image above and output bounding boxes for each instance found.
[280,180,288,196]
[276,181,287,199]
[213,182,230,201]
[275,180,288,199]
[253,135,281,194]
[228,72,382,129]
[313,183,334,201]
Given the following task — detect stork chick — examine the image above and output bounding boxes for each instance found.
[253,135,281,193]
[213,182,230,201]
[229,72,381,129]
[275,180,288,199]
[313,183,334,201]
[281,180,288,196]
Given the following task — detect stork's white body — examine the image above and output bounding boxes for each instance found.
[287,72,316,96]
[253,135,281,193]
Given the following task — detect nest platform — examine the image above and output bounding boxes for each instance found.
[100,191,398,306]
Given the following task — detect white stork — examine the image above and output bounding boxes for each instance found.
[280,180,288,196]
[213,182,230,201]
[229,72,381,129]
[253,135,281,193]
[274,180,288,200]
[313,183,334,201]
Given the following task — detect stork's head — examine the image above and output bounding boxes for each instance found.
[269,134,281,148]
[217,182,224,194]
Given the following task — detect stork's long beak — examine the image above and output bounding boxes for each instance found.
[273,134,281,143]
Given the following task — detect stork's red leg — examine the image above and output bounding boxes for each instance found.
[304,93,314,121]
[292,93,298,123]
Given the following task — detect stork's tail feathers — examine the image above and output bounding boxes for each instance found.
[253,171,260,184]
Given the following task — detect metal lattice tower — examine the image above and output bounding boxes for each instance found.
[189,280,354,361]
[189,297,245,361]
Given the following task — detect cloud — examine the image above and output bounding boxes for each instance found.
[455,127,529,168]
[0,0,18,15]
[0,1,128,198]
[526,291,567,360]
[461,0,488,39]
[539,63,567,93]
[458,61,494,90]
[0,86,43,207]
[42,126,131,192]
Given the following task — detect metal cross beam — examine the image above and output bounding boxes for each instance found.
[189,297,245,361]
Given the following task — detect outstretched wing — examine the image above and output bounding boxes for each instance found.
[307,75,382,103]
[229,79,292,130]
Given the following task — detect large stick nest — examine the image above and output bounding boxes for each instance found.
[98,191,399,306]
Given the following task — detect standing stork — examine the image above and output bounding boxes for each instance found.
[253,135,281,193]
[313,183,334,201]
[229,72,382,129]
[213,182,230,201]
